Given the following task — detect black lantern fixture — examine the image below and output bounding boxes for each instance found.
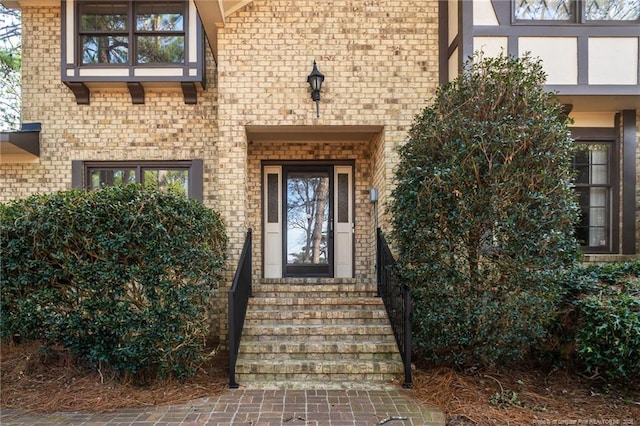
[307,61,324,118]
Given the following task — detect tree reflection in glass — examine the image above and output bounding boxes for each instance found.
[286,173,329,265]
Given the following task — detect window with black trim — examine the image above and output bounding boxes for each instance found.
[514,0,640,22]
[572,141,616,252]
[79,1,185,65]
[72,160,203,201]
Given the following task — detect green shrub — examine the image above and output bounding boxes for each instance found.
[390,54,579,367]
[541,261,640,382]
[1,185,227,381]
[577,290,640,381]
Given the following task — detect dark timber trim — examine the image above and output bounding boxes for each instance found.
[438,0,448,86]
[127,82,145,104]
[65,82,90,104]
[621,110,637,254]
[440,0,640,95]
[181,82,198,104]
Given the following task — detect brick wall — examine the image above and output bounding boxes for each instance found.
[215,0,440,261]
[0,7,218,206]
[1,0,440,342]
[213,0,440,339]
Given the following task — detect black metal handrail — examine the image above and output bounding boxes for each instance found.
[228,228,252,389]
[376,227,412,388]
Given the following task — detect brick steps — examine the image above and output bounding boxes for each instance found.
[237,341,400,360]
[245,297,384,309]
[236,359,403,382]
[241,324,396,341]
[235,280,403,385]
[246,309,387,325]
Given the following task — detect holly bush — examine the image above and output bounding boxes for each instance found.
[390,54,580,366]
[544,261,640,382]
[1,185,227,382]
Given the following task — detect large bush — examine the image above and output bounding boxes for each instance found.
[543,261,640,382]
[1,185,227,381]
[390,54,580,366]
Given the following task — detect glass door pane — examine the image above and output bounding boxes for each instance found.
[285,169,332,276]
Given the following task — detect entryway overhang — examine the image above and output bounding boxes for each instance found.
[246,125,384,144]
[0,123,41,164]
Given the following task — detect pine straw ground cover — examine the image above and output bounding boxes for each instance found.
[1,341,228,412]
[2,341,639,424]
[412,364,640,425]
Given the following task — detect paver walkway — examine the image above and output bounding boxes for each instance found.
[1,387,445,426]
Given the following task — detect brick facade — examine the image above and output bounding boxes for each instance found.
[1,0,638,341]
[1,0,440,340]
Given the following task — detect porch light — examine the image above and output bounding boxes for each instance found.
[307,61,325,118]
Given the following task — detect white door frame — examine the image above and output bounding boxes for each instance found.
[262,162,354,278]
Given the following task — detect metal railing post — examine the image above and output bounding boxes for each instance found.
[228,229,252,389]
[377,229,412,388]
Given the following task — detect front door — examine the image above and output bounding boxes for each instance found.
[263,163,353,278]
[284,166,332,277]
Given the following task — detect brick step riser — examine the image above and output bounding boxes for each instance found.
[235,373,399,382]
[245,319,388,326]
[245,311,388,320]
[251,298,380,304]
[235,362,404,375]
[241,334,396,343]
[242,325,393,336]
[246,305,385,314]
[239,342,399,353]
[254,283,376,290]
[252,293,378,300]
[247,306,387,320]
[237,352,400,361]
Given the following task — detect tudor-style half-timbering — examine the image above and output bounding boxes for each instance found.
[61,0,206,104]
[441,0,640,95]
[440,0,639,256]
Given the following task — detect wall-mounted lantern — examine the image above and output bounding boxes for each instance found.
[307,61,325,118]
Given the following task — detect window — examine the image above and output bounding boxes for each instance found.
[514,0,640,22]
[515,0,573,20]
[79,1,185,65]
[72,160,203,201]
[572,142,615,251]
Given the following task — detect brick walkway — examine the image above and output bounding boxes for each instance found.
[0,388,445,425]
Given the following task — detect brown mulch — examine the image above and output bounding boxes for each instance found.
[0,341,228,413]
[413,364,640,425]
[2,341,639,424]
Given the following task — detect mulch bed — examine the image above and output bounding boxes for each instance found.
[2,341,639,425]
[412,363,640,425]
[0,341,228,413]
